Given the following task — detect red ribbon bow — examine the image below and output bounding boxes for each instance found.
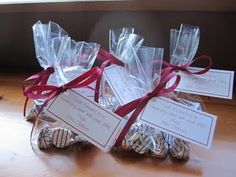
[23,67,54,116]
[114,73,181,146]
[94,48,124,102]
[23,67,102,115]
[161,55,212,77]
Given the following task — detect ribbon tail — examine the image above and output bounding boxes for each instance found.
[23,98,29,117]
[114,99,145,146]
[114,99,140,117]
[161,67,173,78]
[114,100,148,147]
[94,76,101,103]
[94,60,110,103]
[114,73,180,147]
[188,55,212,74]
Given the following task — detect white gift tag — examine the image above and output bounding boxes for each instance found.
[168,67,234,99]
[45,89,126,152]
[103,65,145,105]
[139,97,217,148]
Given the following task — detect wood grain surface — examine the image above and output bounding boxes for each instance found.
[0,74,235,177]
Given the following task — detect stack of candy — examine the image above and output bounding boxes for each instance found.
[119,122,190,160]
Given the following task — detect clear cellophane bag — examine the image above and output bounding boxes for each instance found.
[29,21,100,150]
[104,26,205,161]
[164,24,206,160]
[101,27,175,159]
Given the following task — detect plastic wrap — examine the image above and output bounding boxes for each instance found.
[103,27,176,158]
[29,21,99,150]
[106,26,203,161]
[170,24,200,66]
[169,24,203,104]
[26,24,209,159]
[113,45,172,158]
[162,24,202,160]
[100,28,146,110]
[26,21,69,118]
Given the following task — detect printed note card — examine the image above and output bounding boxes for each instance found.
[103,65,145,105]
[45,89,126,152]
[168,67,234,99]
[139,97,217,148]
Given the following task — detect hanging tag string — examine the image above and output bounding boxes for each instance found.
[161,55,212,77]
[23,67,102,115]
[94,48,124,102]
[22,67,55,116]
[114,73,181,146]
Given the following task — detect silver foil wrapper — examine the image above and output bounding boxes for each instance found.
[120,122,190,160]
[164,134,190,160]
[130,132,152,154]
[121,123,169,158]
[121,123,154,154]
[149,131,168,158]
[37,126,53,149]
[74,135,92,147]
[25,104,41,121]
[37,125,90,149]
[52,128,73,148]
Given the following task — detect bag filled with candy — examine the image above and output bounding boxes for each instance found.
[99,27,182,159]
[161,24,210,160]
[101,25,210,161]
[24,21,100,150]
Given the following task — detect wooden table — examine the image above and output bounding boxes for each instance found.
[0,74,235,177]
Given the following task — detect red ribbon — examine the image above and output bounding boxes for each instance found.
[114,73,181,146]
[161,55,212,77]
[23,67,102,115]
[94,48,124,102]
[23,67,54,116]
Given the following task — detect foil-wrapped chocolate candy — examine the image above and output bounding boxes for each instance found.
[25,104,41,121]
[37,126,86,149]
[130,122,156,135]
[165,134,190,160]
[73,134,91,147]
[130,132,152,154]
[120,136,132,151]
[120,123,140,151]
[25,109,37,121]
[37,126,53,149]
[52,128,73,148]
[124,123,155,154]
[149,132,168,158]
